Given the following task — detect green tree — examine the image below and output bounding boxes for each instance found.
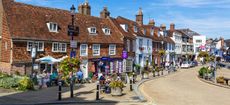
[59,57,80,82]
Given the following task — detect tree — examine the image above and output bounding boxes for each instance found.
[59,57,80,83]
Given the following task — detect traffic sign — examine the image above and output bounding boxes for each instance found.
[70,41,77,48]
[70,51,76,58]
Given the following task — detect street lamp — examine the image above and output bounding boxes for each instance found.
[69,4,76,98]
[31,44,37,76]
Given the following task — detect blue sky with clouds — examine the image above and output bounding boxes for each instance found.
[16,0,230,39]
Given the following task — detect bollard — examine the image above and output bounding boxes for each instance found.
[130,79,133,91]
[70,78,74,98]
[96,81,100,100]
[58,81,62,101]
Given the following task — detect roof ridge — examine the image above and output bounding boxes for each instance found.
[13,1,70,13]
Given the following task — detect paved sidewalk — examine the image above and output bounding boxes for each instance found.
[0,81,141,105]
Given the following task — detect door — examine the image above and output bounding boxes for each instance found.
[80,60,88,79]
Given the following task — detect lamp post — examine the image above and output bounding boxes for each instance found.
[186,38,188,62]
[161,41,164,75]
[31,44,37,76]
[161,41,164,65]
[69,4,76,98]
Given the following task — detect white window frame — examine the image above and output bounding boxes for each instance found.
[47,22,58,32]
[150,29,154,36]
[120,24,128,32]
[143,29,146,35]
[102,28,111,35]
[134,26,138,32]
[52,42,67,52]
[27,41,44,52]
[109,44,116,55]
[88,27,97,34]
[80,44,88,56]
[92,44,100,56]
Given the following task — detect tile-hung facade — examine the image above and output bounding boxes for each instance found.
[0,0,126,77]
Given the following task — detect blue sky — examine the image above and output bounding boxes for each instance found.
[16,0,230,39]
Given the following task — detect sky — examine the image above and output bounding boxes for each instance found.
[15,0,230,39]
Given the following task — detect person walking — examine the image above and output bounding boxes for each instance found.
[77,70,83,84]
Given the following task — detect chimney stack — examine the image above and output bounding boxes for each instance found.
[148,19,155,26]
[100,7,110,18]
[78,0,91,15]
[136,8,143,26]
[160,24,166,31]
[170,23,175,31]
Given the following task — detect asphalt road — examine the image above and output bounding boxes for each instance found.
[140,66,230,105]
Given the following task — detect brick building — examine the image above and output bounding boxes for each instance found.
[0,0,126,77]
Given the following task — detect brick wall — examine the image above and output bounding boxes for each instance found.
[0,62,11,74]
[12,41,123,62]
[0,0,3,62]
[1,12,11,63]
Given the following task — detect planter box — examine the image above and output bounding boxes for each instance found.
[143,73,149,79]
[111,87,122,96]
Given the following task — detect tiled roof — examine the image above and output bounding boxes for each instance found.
[115,16,153,39]
[3,0,123,44]
[177,28,200,38]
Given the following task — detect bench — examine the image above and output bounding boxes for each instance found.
[224,77,230,85]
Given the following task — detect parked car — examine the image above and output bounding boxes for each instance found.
[181,61,190,69]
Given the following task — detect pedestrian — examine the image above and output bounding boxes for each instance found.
[77,70,83,84]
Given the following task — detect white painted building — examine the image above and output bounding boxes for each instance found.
[135,36,153,67]
[193,35,206,59]
[170,30,182,61]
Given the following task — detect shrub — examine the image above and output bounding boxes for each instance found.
[18,76,34,91]
[198,67,211,77]
[216,76,225,84]
[109,80,125,88]
[0,76,20,89]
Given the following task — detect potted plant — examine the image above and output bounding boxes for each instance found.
[151,62,156,77]
[109,80,125,96]
[142,60,150,79]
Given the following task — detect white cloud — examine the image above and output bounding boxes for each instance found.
[156,14,230,39]
[151,0,230,8]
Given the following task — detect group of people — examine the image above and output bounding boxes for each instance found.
[32,70,58,89]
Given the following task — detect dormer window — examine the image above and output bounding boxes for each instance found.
[88,27,97,34]
[47,22,58,32]
[150,29,154,36]
[143,29,146,35]
[134,26,138,32]
[120,24,128,32]
[102,28,111,35]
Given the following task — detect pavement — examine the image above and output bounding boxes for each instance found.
[0,81,144,105]
[140,66,230,105]
[0,68,183,105]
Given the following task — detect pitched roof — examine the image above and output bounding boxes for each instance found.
[177,28,200,38]
[115,16,153,39]
[3,0,123,44]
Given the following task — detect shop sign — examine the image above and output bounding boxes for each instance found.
[122,50,128,59]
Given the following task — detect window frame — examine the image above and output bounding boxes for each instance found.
[52,42,67,52]
[80,44,88,56]
[47,22,58,32]
[92,44,100,56]
[102,28,111,35]
[109,44,116,55]
[27,41,44,52]
[88,27,97,34]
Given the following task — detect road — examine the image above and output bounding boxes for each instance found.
[140,66,230,105]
